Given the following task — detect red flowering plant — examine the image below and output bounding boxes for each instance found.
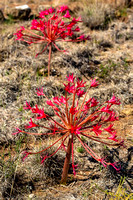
[14,5,90,77]
[13,74,124,183]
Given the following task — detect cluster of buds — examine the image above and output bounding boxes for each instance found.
[14,5,90,77]
[13,74,124,183]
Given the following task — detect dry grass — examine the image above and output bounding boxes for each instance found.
[77,0,115,29]
[0,2,133,199]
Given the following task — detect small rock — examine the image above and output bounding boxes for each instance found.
[6,5,31,20]
[99,40,113,49]
[29,193,34,198]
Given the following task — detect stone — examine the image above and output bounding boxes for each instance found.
[6,5,31,20]
[0,9,5,23]
[29,194,34,198]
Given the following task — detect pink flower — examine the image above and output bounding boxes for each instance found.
[66,74,75,83]
[39,10,49,18]
[36,87,44,96]
[36,109,46,120]
[48,7,55,14]
[104,124,115,133]
[76,79,86,88]
[108,95,121,105]
[59,96,67,104]
[53,96,61,105]
[13,74,123,183]
[46,100,55,107]
[91,124,102,136]
[90,78,99,88]
[69,107,77,115]
[107,111,119,122]
[78,34,90,41]
[76,89,85,98]
[14,27,24,40]
[31,105,46,119]
[70,125,81,135]
[31,19,39,29]
[60,21,65,26]
[108,131,118,142]
[100,105,112,113]
[23,101,32,110]
[63,10,71,18]
[83,104,90,111]
[72,17,82,22]
[25,118,38,129]
[74,26,80,32]
[51,14,58,20]
[82,98,92,111]
[14,6,90,77]
[90,98,99,107]
[64,83,75,93]
[58,5,69,13]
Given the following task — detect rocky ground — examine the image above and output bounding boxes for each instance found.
[0,1,133,200]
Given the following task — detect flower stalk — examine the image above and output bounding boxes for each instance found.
[61,135,72,184]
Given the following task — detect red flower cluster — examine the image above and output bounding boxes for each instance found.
[13,75,124,183]
[14,5,90,77]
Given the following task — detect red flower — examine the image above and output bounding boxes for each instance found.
[108,131,118,142]
[59,96,67,104]
[108,95,121,105]
[69,107,77,115]
[23,101,32,110]
[76,79,86,88]
[90,78,99,88]
[36,87,44,96]
[66,74,75,83]
[76,89,85,98]
[14,6,90,77]
[104,124,115,133]
[53,96,61,105]
[91,124,102,136]
[25,118,38,129]
[13,75,123,183]
[46,100,55,107]
[57,5,69,13]
[90,98,99,107]
[63,10,71,18]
